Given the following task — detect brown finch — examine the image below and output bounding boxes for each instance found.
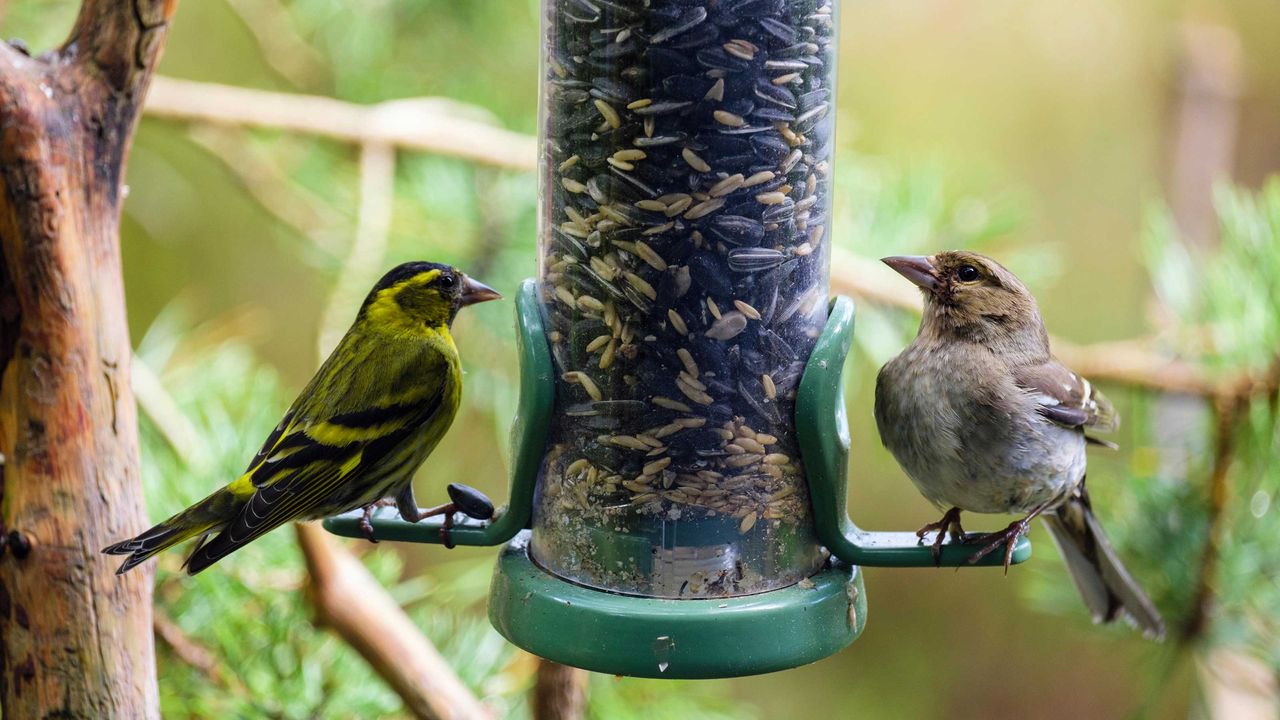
[874,251,1164,638]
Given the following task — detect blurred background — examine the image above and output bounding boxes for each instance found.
[4,0,1278,717]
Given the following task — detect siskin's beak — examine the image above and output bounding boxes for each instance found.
[458,275,502,307]
[881,255,938,291]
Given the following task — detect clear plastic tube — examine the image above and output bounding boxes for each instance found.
[533,0,837,598]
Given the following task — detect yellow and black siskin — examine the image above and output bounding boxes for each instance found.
[104,261,500,575]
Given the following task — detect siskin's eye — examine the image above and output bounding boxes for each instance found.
[439,274,457,289]
[956,264,980,282]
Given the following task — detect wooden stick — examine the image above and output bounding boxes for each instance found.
[295,524,492,720]
[144,76,536,171]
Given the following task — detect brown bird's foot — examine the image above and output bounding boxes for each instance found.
[964,504,1048,574]
[916,507,965,566]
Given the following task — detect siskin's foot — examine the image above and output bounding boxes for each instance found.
[358,499,396,543]
[916,507,965,566]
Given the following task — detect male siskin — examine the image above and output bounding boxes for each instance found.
[105,262,499,575]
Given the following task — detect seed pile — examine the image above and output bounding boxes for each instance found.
[534,0,836,597]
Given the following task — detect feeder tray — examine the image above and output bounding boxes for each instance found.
[324,280,1030,678]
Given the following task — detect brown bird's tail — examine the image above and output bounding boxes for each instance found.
[1042,491,1166,639]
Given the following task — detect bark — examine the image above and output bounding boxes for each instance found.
[0,1,178,717]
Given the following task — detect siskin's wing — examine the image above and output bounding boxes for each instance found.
[184,333,458,574]
[1013,358,1118,442]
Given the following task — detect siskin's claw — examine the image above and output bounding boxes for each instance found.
[359,503,381,543]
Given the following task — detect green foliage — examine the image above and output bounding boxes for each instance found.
[1134,179,1280,667]
[1023,178,1280,669]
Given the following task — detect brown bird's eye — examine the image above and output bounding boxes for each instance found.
[956,264,980,282]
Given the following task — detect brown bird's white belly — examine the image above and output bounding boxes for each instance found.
[875,344,1086,515]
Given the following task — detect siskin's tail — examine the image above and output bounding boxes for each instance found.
[102,487,243,575]
[1042,490,1166,639]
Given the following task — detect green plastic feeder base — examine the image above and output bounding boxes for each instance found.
[489,532,865,679]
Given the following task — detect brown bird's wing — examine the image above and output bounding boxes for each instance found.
[1013,359,1119,441]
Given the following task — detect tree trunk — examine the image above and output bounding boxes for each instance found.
[0,1,177,717]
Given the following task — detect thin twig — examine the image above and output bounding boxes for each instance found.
[829,246,1224,397]
[1182,393,1242,641]
[144,76,536,171]
[1182,354,1280,642]
[152,610,236,691]
[295,524,492,720]
[131,353,204,467]
[317,141,395,356]
[222,0,331,89]
[140,78,1245,398]
[185,126,351,258]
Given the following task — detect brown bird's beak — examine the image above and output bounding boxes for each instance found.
[881,255,938,291]
[458,275,502,307]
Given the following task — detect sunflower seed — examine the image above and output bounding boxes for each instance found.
[728,247,786,272]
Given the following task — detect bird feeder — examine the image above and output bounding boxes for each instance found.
[325,0,1029,679]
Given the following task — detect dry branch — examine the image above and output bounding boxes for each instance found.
[295,523,492,720]
[1183,355,1280,642]
[0,0,177,716]
[532,659,588,720]
[138,75,1244,399]
[828,247,1225,396]
[144,76,536,171]
[153,610,228,689]
[317,141,395,356]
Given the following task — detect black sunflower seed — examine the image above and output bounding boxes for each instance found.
[727,247,786,272]
[649,7,707,44]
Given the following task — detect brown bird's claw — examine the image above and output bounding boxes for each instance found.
[916,507,965,567]
[964,504,1047,574]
